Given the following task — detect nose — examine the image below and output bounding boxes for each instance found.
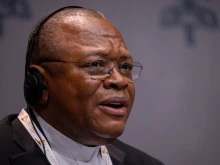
[103,67,129,90]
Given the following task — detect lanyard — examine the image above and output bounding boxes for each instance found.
[18,109,59,165]
[101,146,113,165]
[18,109,113,165]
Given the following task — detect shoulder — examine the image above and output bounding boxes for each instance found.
[112,139,165,165]
[0,114,22,165]
[0,114,17,139]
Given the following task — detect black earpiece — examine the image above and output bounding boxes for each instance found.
[24,69,44,105]
[23,6,83,105]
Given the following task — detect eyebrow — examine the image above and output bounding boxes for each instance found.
[80,51,133,61]
[120,54,133,61]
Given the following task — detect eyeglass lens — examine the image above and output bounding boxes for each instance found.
[88,60,142,82]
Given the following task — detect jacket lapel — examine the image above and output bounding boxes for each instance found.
[106,143,125,165]
[10,118,49,165]
[10,149,49,165]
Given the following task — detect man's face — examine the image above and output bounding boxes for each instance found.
[42,16,135,145]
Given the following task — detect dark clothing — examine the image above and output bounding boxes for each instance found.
[0,114,164,165]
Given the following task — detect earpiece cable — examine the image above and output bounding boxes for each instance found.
[27,106,52,165]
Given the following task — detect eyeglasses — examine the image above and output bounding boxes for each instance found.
[40,59,143,82]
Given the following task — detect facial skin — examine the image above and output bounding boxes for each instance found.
[31,15,135,146]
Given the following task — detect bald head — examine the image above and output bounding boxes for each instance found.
[29,8,106,64]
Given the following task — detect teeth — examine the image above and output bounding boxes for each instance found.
[110,103,121,105]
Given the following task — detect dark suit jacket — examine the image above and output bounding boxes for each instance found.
[0,114,164,165]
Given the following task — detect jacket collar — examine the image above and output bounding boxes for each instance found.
[12,118,35,151]
[10,117,49,165]
[10,117,126,165]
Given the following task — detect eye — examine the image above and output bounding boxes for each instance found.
[86,60,105,68]
[120,63,133,71]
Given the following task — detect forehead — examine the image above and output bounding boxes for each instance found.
[56,16,130,60]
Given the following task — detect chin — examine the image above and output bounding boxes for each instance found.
[92,122,126,139]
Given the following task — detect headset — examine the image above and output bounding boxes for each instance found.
[24,6,83,105]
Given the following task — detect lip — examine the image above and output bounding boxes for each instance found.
[98,97,129,116]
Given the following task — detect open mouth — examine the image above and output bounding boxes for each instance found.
[98,97,128,116]
[101,103,124,109]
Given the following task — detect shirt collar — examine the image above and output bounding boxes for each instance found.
[34,111,100,162]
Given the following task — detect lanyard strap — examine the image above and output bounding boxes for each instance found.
[101,146,113,165]
[18,109,59,165]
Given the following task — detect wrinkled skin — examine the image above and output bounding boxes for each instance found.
[31,15,135,146]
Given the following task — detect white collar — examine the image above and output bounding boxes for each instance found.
[34,111,101,162]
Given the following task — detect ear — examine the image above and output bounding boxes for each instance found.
[29,64,49,104]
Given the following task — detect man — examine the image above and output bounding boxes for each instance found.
[0,6,164,165]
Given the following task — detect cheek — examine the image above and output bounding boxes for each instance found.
[48,70,102,116]
[52,69,100,98]
[128,83,136,109]
[72,79,102,111]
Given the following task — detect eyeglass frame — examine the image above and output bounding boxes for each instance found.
[38,58,143,82]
